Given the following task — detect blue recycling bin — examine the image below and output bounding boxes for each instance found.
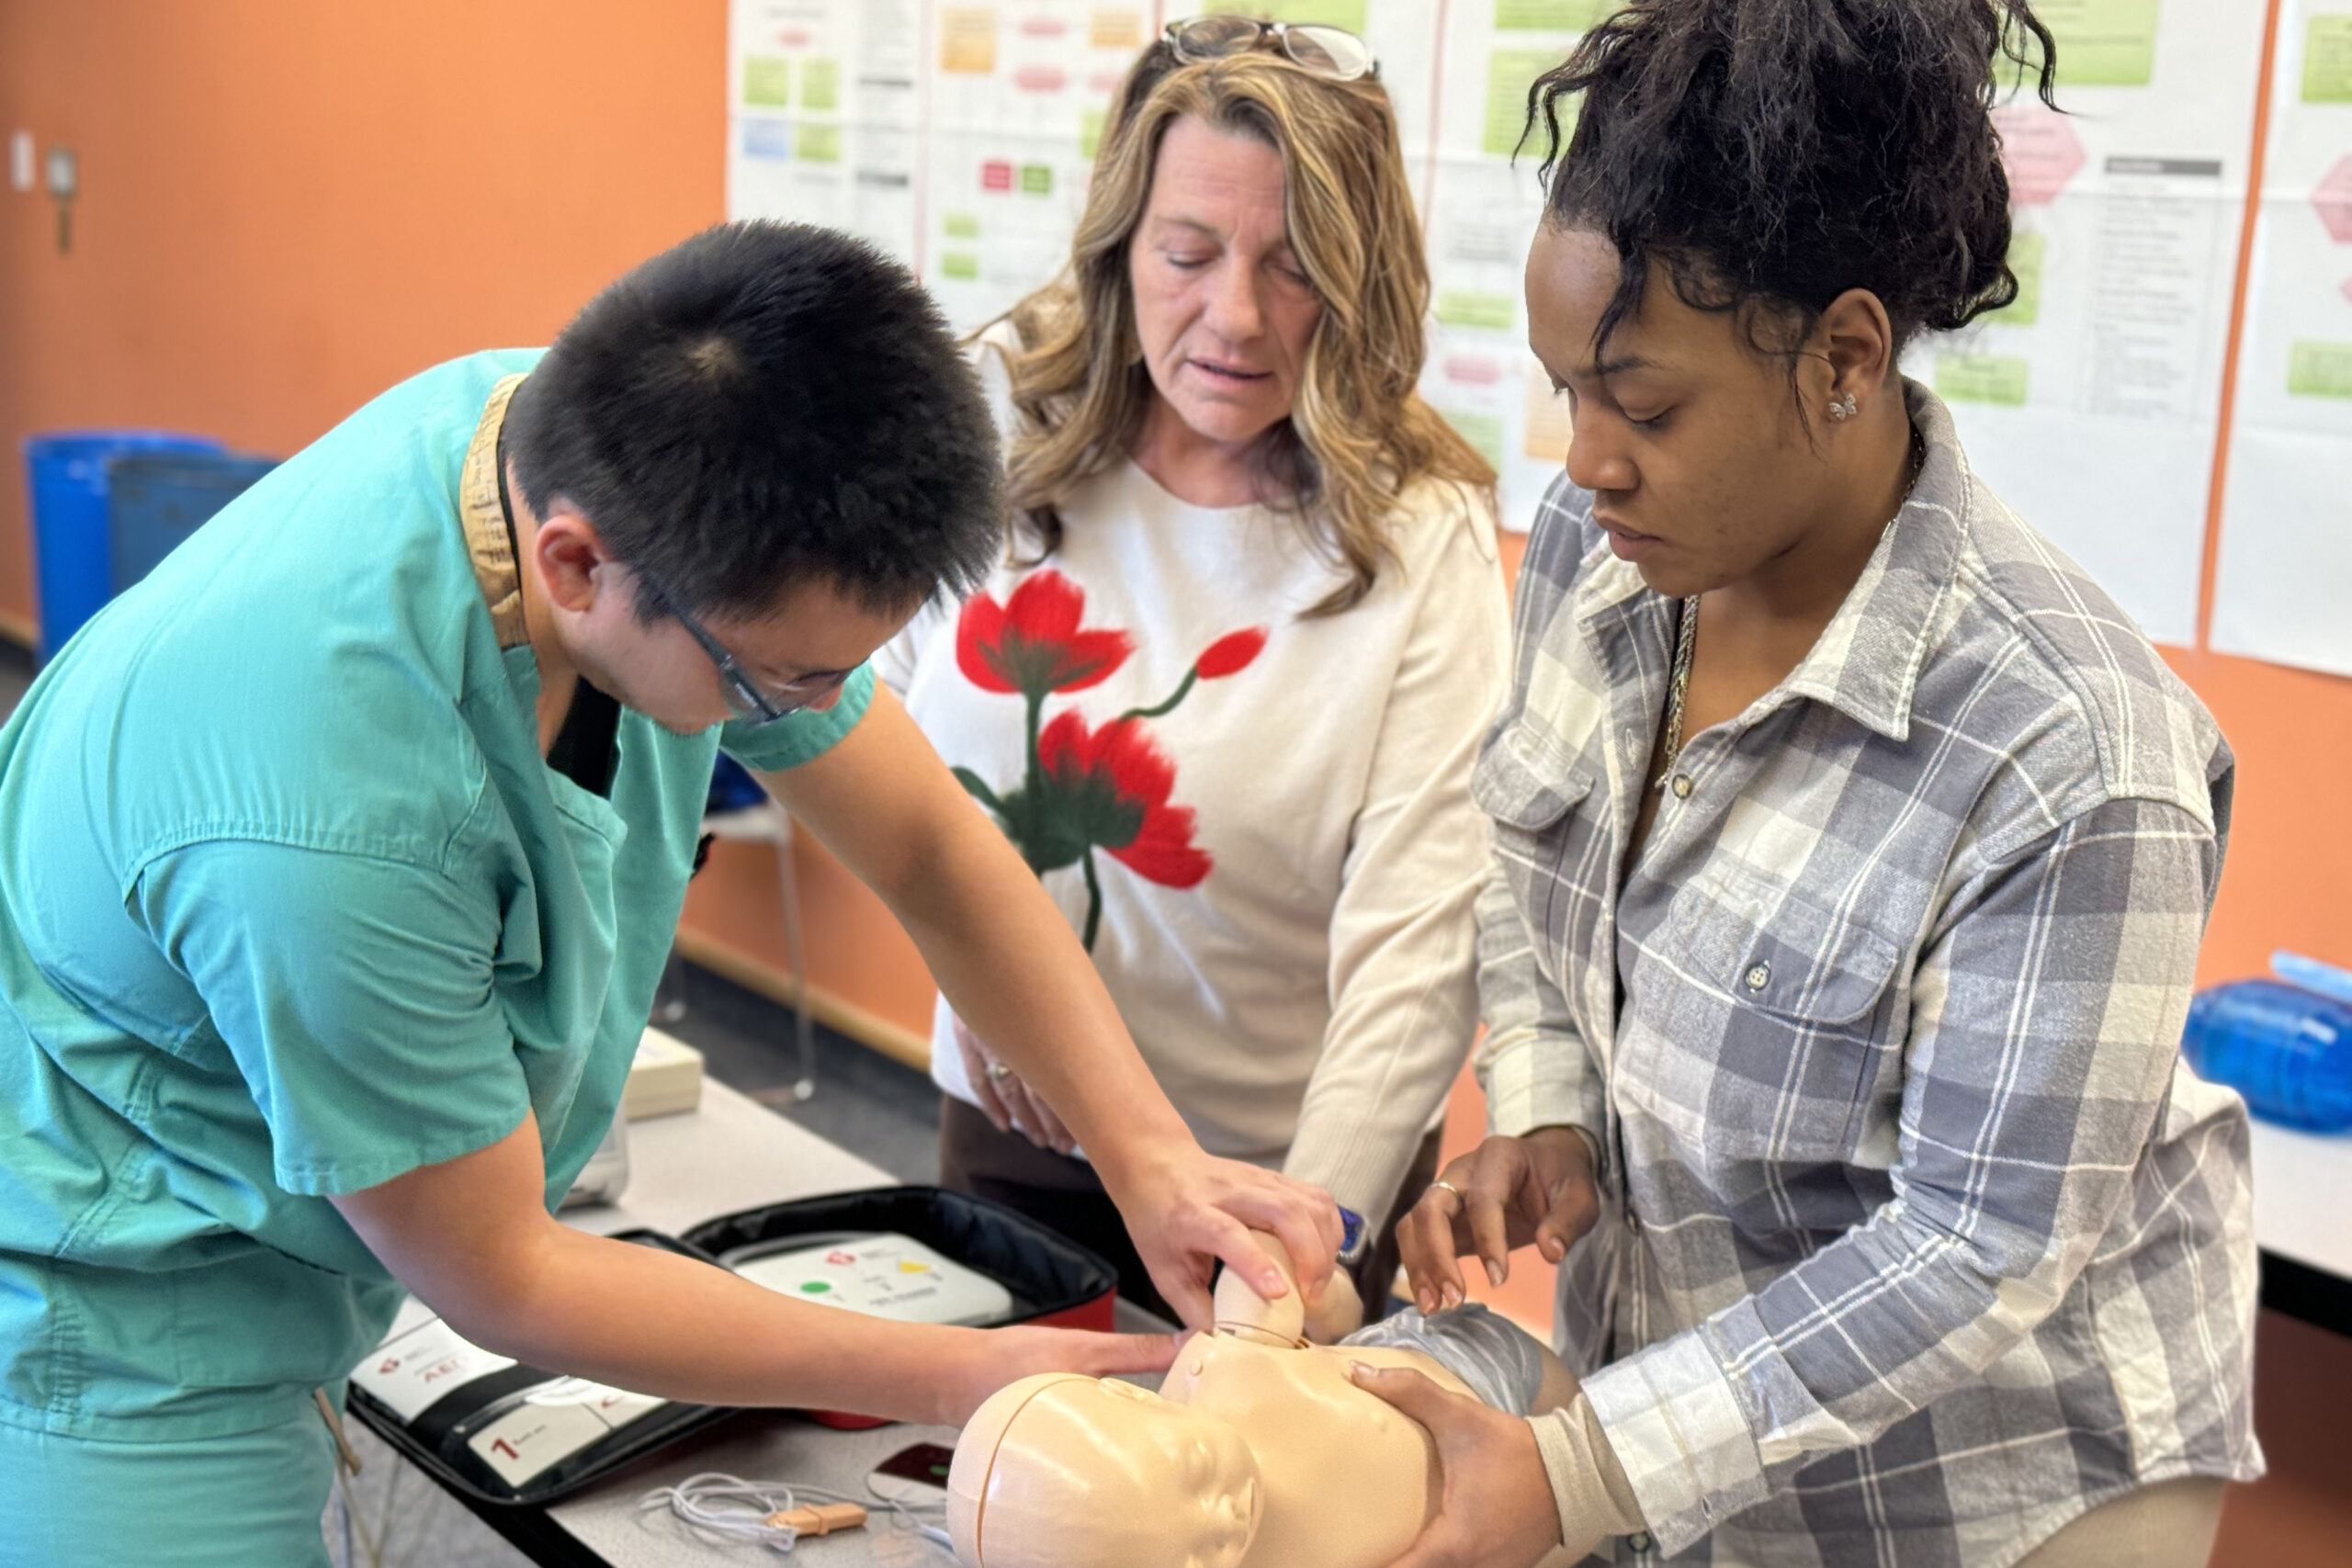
[23,430,222,660]
[106,451,278,597]
[707,753,769,815]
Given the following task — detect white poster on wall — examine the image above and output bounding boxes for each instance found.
[726,0,925,262]
[2211,0,2352,678]
[1901,0,2266,648]
[1414,2,1597,536]
[724,0,2277,637]
[919,3,1148,332]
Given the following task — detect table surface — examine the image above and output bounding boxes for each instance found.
[550,1077,948,1566]
[2246,1118,2352,1280]
[562,1076,894,1243]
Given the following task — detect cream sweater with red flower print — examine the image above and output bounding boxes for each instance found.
[876,334,1511,1224]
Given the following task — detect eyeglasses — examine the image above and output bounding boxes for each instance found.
[1164,15,1376,82]
[631,569,852,728]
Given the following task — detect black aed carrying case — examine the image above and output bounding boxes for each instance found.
[345,1189,1118,1506]
[344,1230,733,1508]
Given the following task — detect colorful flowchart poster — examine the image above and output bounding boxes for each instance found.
[724,0,2289,615]
[921,4,1156,333]
[2212,0,2352,676]
[727,0,924,263]
[1899,0,2265,647]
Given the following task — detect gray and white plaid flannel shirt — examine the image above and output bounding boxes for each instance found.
[1479,384,2263,1566]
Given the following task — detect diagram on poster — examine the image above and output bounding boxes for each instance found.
[727,0,924,262]
[920,4,1158,332]
[1901,0,2264,646]
[1416,2,1597,536]
[2212,0,2352,676]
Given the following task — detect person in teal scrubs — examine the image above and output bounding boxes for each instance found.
[0,222,1340,1566]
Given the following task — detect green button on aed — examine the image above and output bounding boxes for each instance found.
[800,1280,832,1295]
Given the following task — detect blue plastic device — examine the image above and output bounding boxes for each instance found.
[2180,953,2352,1134]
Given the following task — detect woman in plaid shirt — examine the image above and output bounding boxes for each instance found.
[1352,3,2261,1566]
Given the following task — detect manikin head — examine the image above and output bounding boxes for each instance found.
[946,1373,1263,1568]
[949,1233,1372,1568]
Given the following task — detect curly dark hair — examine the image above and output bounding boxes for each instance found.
[1527,0,2059,370]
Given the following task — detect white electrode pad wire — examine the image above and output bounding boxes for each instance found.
[639,1472,953,1555]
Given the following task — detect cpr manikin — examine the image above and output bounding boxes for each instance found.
[946,1234,1580,1568]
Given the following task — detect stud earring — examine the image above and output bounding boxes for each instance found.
[1827,391,1859,423]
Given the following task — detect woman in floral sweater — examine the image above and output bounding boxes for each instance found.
[876,19,1509,1316]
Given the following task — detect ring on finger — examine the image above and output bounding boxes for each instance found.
[985,1062,1013,1081]
[1430,1179,1465,1203]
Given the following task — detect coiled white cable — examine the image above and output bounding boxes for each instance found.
[639,1471,953,1555]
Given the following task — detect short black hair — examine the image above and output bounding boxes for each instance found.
[505,221,1003,621]
[1527,0,2060,366]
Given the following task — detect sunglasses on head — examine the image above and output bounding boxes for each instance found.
[1162,15,1377,82]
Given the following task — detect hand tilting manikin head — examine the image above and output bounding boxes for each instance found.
[1213,1229,1363,1346]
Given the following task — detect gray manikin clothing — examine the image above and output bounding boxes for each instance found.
[1346,1303,1549,1415]
[2011,1479,2226,1568]
[1347,1305,1644,1553]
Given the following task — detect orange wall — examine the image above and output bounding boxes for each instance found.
[0,0,727,607]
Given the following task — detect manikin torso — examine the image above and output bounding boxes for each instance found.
[947,1236,1476,1568]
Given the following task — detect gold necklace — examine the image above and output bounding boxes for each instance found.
[1652,596,1702,794]
[1652,429,1926,795]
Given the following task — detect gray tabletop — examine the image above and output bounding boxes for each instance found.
[560,1075,895,1243]
[533,1078,925,1564]
[546,1409,964,1567]
[487,1075,1182,1567]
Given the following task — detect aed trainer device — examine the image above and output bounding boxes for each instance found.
[721,1232,1016,1326]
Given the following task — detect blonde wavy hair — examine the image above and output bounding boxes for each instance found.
[991,40,1494,616]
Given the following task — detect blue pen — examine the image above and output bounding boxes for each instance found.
[1214,1207,1368,1293]
[1336,1206,1369,1268]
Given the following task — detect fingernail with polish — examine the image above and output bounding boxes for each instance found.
[1440,1283,1463,1311]
[1486,1258,1507,1288]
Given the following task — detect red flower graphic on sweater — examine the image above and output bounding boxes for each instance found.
[951,570,1266,949]
[956,570,1134,695]
[1036,712,1212,890]
[1193,628,1268,680]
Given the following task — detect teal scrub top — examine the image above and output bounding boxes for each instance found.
[0,350,875,1440]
